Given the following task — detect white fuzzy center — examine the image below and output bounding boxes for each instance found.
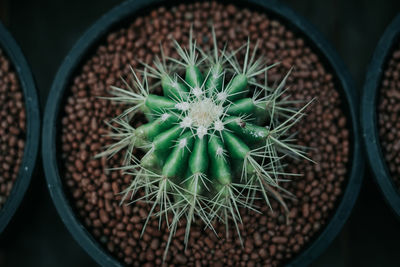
[188,98,223,128]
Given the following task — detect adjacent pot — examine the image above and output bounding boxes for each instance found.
[43,0,363,266]
[362,15,400,218]
[0,22,40,233]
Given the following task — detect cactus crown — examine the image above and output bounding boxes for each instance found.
[99,28,312,258]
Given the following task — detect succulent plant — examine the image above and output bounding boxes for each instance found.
[98,28,312,258]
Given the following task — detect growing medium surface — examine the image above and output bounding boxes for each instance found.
[59,1,349,266]
[378,42,400,191]
[0,47,26,209]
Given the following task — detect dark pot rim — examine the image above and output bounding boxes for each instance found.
[0,22,40,234]
[42,0,363,266]
[361,14,400,218]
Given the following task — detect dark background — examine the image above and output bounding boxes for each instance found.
[0,0,399,266]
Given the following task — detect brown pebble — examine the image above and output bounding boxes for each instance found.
[175,254,187,264]
[99,209,109,224]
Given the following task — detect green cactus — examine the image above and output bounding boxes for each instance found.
[98,28,313,259]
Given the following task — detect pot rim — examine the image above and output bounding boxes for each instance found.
[42,0,363,266]
[0,21,40,234]
[361,14,400,218]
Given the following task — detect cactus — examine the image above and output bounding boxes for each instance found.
[98,28,313,258]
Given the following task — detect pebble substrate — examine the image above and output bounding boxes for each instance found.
[378,42,400,191]
[59,1,350,266]
[0,47,25,209]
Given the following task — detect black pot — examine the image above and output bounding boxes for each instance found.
[0,22,40,233]
[362,15,400,218]
[42,0,363,266]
